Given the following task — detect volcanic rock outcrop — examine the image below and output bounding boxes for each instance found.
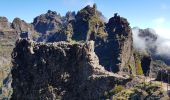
[0,16,40,99]
[100,14,135,73]
[2,4,170,99]
[0,17,11,30]
[11,39,129,100]
[72,4,107,41]
[156,69,170,83]
[33,10,62,34]
[32,5,136,75]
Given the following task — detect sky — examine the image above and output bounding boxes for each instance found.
[0,0,170,39]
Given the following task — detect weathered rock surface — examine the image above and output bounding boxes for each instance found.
[33,5,136,75]
[156,68,170,83]
[12,18,31,33]
[0,16,39,99]
[72,5,107,41]
[149,60,168,78]
[0,18,17,99]
[1,4,169,99]
[33,10,62,34]
[11,39,129,100]
[0,17,11,31]
[33,10,74,42]
[99,13,135,73]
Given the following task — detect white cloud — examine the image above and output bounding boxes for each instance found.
[151,17,170,39]
[156,40,170,56]
[154,27,170,39]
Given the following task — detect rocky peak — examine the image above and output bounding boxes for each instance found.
[0,17,11,31]
[107,13,130,38]
[11,39,129,100]
[72,4,107,41]
[134,27,158,42]
[64,11,76,22]
[47,10,57,15]
[11,17,31,33]
[33,10,62,34]
[76,5,96,21]
[100,13,135,73]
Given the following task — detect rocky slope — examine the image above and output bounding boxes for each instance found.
[0,16,39,99]
[11,39,130,100]
[0,17,17,99]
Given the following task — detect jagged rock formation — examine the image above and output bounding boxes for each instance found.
[11,39,129,100]
[12,18,31,33]
[72,5,107,41]
[31,5,136,75]
[47,11,75,42]
[0,16,39,99]
[150,60,167,78]
[0,17,11,30]
[33,10,75,42]
[99,14,135,73]
[33,10,62,34]
[0,8,137,100]
[156,68,170,83]
[1,4,170,99]
[0,17,17,99]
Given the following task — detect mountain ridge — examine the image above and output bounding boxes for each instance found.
[0,4,169,99]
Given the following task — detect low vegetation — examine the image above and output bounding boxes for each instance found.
[112,82,165,100]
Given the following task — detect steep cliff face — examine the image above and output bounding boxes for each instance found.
[0,17,40,99]
[11,39,129,100]
[0,17,17,99]
[99,14,135,73]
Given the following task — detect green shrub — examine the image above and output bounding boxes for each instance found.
[102,85,125,99]
[112,83,163,99]
[111,85,125,94]
[136,60,143,75]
